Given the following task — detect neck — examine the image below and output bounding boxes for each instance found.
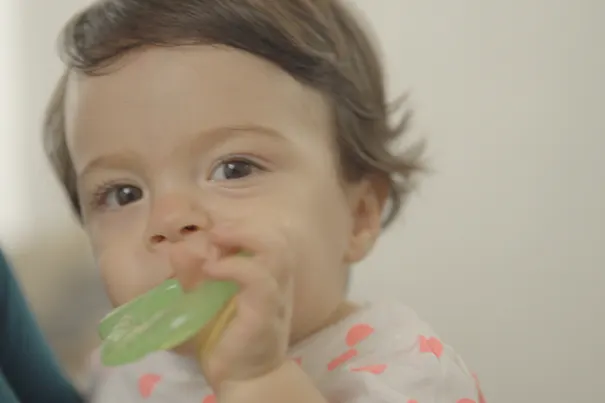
[290,300,359,346]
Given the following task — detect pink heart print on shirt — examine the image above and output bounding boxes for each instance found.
[327,324,374,371]
[473,373,487,403]
[138,373,162,398]
[327,324,389,374]
[327,349,358,371]
[351,364,387,375]
[345,323,374,346]
[418,335,443,358]
[202,395,216,403]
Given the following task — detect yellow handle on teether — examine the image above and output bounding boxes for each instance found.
[198,297,237,362]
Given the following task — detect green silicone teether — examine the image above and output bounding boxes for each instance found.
[98,279,182,341]
[99,251,251,366]
[99,280,238,366]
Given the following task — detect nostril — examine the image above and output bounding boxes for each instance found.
[149,225,200,245]
[181,225,199,234]
[150,234,166,244]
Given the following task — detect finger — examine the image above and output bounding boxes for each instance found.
[209,226,293,287]
[204,255,277,292]
[202,257,285,315]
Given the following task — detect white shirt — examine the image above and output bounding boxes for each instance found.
[89,301,486,403]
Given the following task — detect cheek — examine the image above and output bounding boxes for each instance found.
[207,176,352,268]
[87,208,147,243]
[286,190,352,337]
[292,194,351,292]
[262,178,352,280]
[92,234,164,308]
[303,180,353,256]
[86,208,162,306]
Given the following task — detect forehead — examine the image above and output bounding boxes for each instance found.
[64,46,331,169]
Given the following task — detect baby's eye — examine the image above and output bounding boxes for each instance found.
[95,184,144,209]
[209,159,261,181]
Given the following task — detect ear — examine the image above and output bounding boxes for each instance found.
[344,174,390,264]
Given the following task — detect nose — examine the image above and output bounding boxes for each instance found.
[145,194,209,247]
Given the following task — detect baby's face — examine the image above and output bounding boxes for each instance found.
[65,46,382,342]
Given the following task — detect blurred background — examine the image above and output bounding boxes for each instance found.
[1,0,604,401]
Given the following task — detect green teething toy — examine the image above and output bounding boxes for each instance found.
[99,274,240,366]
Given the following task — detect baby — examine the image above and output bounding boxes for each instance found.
[43,0,486,402]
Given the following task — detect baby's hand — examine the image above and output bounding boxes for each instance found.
[196,227,294,392]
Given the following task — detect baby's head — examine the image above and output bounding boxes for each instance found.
[44,0,422,342]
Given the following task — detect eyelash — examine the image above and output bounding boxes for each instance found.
[209,155,267,179]
[87,156,267,210]
[89,180,132,210]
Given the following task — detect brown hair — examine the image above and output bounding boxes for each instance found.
[43,0,423,227]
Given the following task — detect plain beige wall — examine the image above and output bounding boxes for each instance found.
[1,0,604,401]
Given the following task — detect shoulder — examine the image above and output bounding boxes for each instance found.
[293,301,486,403]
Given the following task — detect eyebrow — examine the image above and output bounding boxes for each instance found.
[77,124,285,179]
[184,123,288,158]
[78,151,142,180]
[200,124,285,143]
